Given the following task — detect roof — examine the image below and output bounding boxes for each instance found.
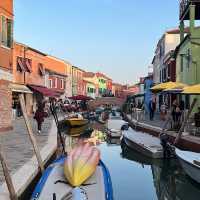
[166,27,190,34]
[83,72,95,78]
[15,42,47,56]
[96,72,112,80]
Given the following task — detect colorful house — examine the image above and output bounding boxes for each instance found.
[45,56,69,98]
[13,42,47,115]
[72,66,85,96]
[83,72,98,99]
[175,0,200,107]
[96,72,107,97]
[0,0,14,131]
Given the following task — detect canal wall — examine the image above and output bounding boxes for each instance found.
[124,114,200,153]
[0,121,57,200]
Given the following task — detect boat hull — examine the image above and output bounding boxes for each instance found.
[66,118,89,127]
[122,130,163,159]
[31,156,113,200]
[176,148,200,183]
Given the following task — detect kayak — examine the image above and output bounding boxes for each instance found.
[64,143,100,186]
[66,118,89,127]
[31,156,113,200]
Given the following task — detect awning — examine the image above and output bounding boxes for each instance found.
[182,84,200,95]
[25,59,32,72]
[38,63,45,76]
[10,83,33,94]
[150,82,186,93]
[17,57,25,72]
[28,85,59,97]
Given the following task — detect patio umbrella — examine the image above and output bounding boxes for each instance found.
[162,83,188,94]
[150,82,186,93]
[181,84,200,95]
[69,95,94,101]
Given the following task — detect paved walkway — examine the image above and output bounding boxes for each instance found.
[0,116,53,184]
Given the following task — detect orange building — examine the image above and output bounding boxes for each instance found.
[44,56,68,97]
[13,42,47,115]
[0,0,14,131]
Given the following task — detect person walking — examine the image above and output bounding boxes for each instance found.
[34,102,47,134]
[149,98,156,120]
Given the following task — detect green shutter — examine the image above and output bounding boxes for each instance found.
[1,16,7,45]
[7,19,13,48]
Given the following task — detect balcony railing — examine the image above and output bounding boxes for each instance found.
[179,0,200,19]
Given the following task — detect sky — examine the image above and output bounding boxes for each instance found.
[14,0,179,84]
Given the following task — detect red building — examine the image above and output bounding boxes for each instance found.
[163,50,176,82]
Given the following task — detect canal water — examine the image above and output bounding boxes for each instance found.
[65,123,200,200]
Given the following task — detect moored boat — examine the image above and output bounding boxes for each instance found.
[66,118,89,127]
[122,128,163,159]
[106,119,128,138]
[175,148,200,183]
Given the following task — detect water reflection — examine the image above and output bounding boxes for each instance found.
[64,125,200,200]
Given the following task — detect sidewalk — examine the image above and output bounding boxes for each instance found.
[0,116,53,184]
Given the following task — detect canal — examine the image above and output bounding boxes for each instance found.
[65,123,200,200]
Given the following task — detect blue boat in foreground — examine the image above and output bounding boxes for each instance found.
[31,156,113,200]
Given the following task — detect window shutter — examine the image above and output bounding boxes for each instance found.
[7,19,13,48]
[1,16,7,46]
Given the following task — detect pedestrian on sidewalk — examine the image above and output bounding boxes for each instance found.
[149,97,156,121]
[34,102,47,134]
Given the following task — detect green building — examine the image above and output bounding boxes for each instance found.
[175,0,200,107]
[176,1,200,85]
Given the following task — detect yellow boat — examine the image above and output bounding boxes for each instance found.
[66,118,89,127]
[68,125,89,136]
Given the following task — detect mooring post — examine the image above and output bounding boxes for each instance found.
[0,146,17,200]
[19,94,44,172]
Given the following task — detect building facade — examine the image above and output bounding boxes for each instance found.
[72,66,85,96]
[96,72,107,97]
[152,28,183,84]
[0,0,14,131]
[13,42,47,115]
[83,72,99,99]
[45,56,69,98]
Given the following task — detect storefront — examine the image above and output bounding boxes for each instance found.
[10,83,33,119]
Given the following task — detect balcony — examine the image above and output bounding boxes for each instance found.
[179,0,200,20]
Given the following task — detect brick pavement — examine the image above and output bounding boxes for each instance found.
[0,116,53,184]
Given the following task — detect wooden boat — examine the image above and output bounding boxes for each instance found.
[66,118,89,127]
[106,119,128,138]
[175,148,200,183]
[64,143,100,186]
[109,111,122,120]
[31,155,113,200]
[67,125,89,137]
[122,128,163,159]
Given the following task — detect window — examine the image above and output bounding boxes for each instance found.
[49,79,53,88]
[38,63,45,76]
[60,79,64,89]
[25,58,32,73]
[1,15,13,48]
[180,55,184,72]
[55,78,57,88]
[17,57,24,72]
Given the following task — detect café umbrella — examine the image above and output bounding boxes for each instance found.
[150,82,186,93]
